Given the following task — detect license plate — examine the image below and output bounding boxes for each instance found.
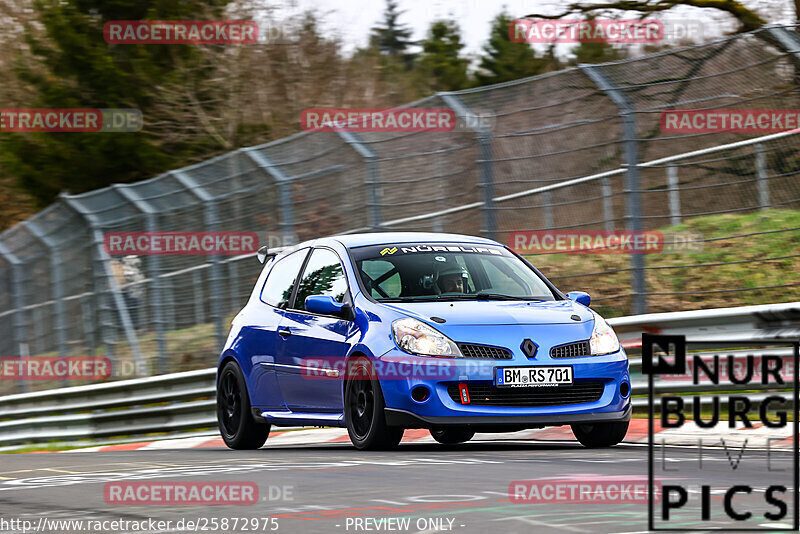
[495,366,573,387]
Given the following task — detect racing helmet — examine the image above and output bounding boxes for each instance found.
[435,263,469,293]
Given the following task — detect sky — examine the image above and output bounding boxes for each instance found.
[264,0,794,59]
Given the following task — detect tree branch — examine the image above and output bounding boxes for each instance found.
[523,0,767,33]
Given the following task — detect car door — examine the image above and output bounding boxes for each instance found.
[276,247,356,413]
[246,248,309,409]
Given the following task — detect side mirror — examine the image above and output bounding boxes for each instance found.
[566,291,591,306]
[305,295,352,318]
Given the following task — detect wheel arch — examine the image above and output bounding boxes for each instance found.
[216,350,260,409]
[341,348,383,403]
[217,350,240,385]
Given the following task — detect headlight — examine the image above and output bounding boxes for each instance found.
[589,313,620,355]
[392,318,462,357]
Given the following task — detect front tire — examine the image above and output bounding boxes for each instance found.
[345,358,404,450]
[430,428,475,444]
[217,361,270,450]
[571,421,629,448]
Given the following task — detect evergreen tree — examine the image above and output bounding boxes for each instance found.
[415,19,469,92]
[0,0,230,205]
[369,0,415,67]
[476,11,552,86]
[569,16,625,65]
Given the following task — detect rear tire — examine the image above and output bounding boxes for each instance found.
[430,428,475,444]
[571,421,629,448]
[217,361,270,450]
[345,358,404,450]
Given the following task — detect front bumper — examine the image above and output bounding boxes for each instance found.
[376,347,631,427]
[385,403,632,428]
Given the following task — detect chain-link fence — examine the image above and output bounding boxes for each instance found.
[2,25,800,390]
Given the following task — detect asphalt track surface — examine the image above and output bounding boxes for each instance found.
[0,437,796,534]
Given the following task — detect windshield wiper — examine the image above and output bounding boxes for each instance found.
[474,293,535,300]
[382,294,541,302]
[379,296,445,302]
[380,294,546,302]
[441,293,547,301]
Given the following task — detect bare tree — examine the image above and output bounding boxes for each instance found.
[522,1,767,33]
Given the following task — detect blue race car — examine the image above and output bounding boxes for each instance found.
[216,232,631,450]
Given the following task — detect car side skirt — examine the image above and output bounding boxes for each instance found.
[253,408,346,428]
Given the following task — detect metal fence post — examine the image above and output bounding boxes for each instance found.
[81,295,96,355]
[33,307,46,354]
[22,221,68,360]
[763,24,800,56]
[477,131,497,239]
[243,149,298,245]
[755,143,769,211]
[542,192,554,229]
[667,166,681,225]
[114,184,166,373]
[59,195,145,368]
[23,220,69,386]
[193,269,204,324]
[164,277,177,333]
[581,64,647,314]
[170,170,226,353]
[338,131,382,231]
[228,260,239,311]
[761,25,800,210]
[0,242,29,392]
[438,92,497,240]
[602,178,614,231]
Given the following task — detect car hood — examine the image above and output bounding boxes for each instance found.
[380,299,594,326]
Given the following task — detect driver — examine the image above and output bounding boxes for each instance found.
[437,264,469,294]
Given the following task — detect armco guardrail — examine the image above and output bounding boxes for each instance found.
[609,301,800,348]
[0,303,797,447]
[0,369,216,447]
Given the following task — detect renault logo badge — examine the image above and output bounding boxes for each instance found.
[521,339,538,358]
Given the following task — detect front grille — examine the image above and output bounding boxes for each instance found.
[447,381,604,407]
[550,341,591,359]
[457,343,513,360]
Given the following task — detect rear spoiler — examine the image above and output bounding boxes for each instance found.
[256,245,295,264]
[257,245,282,264]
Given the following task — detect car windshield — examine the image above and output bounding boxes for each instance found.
[350,243,556,302]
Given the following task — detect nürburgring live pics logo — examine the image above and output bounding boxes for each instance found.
[643,333,799,531]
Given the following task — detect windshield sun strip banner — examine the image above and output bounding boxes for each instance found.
[349,243,508,260]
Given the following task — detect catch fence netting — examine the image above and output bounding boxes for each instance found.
[2,25,799,391]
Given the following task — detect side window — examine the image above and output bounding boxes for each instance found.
[294,248,349,311]
[261,249,308,308]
